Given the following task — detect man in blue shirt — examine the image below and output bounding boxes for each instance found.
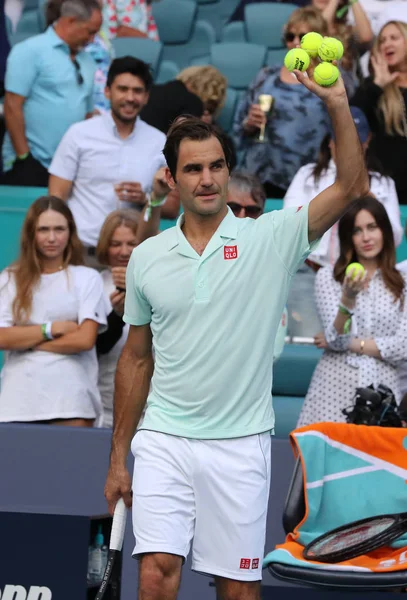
[1,0,102,186]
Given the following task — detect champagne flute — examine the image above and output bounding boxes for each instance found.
[257,94,274,143]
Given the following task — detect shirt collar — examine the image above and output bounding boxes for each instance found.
[46,26,69,49]
[104,111,138,140]
[167,207,239,254]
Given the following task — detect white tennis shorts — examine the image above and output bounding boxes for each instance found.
[130,429,272,581]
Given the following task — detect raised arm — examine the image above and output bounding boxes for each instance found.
[294,66,370,242]
[104,323,154,514]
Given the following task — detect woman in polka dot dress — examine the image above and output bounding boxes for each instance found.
[297,196,407,427]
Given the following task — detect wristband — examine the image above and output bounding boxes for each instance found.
[16,152,30,161]
[143,193,167,222]
[45,322,54,340]
[338,303,354,316]
[41,322,53,341]
[360,339,365,354]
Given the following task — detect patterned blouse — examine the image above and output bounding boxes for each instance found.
[232,66,330,192]
[297,266,407,427]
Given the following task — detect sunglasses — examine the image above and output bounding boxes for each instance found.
[228,202,263,218]
[284,32,308,43]
[73,58,84,85]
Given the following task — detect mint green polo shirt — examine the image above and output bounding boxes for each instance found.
[124,205,318,439]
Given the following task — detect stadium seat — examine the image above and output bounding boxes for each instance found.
[111,38,163,76]
[266,47,287,67]
[209,42,266,90]
[273,344,322,398]
[10,10,41,44]
[155,60,180,84]
[152,0,216,69]
[216,86,238,134]
[221,21,245,43]
[244,3,297,48]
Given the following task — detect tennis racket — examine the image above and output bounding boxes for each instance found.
[303,512,407,563]
[95,498,128,600]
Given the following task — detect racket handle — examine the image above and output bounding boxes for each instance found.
[110,498,127,551]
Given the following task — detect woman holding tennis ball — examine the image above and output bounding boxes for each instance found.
[297,196,407,427]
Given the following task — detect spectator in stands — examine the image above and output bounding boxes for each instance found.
[141,65,227,134]
[233,7,330,199]
[297,197,407,426]
[227,170,288,359]
[45,0,114,114]
[1,0,102,187]
[48,56,174,265]
[284,106,403,337]
[96,173,168,426]
[311,0,373,96]
[96,210,138,427]
[352,21,407,205]
[0,196,107,426]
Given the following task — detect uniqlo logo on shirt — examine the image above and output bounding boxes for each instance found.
[240,558,251,569]
[251,558,260,569]
[296,205,303,212]
[224,245,238,260]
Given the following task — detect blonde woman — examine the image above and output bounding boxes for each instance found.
[176,66,227,124]
[233,7,330,198]
[352,21,407,204]
[0,196,107,426]
[96,208,160,427]
[141,65,227,134]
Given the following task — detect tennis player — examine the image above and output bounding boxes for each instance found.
[104,67,369,600]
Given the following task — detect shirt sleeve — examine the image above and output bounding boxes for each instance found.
[48,125,79,181]
[5,42,39,97]
[374,175,403,247]
[0,270,14,327]
[268,204,319,275]
[315,266,353,352]
[123,250,152,326]
[375,285,407,368]
[77,269,108,330]
[283,165,314,209]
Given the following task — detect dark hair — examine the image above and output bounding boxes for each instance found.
[45,0,100,26]
[106,56,153,91]
[312,134,390,185]
[333,197,404,302]
[163,116,233,179]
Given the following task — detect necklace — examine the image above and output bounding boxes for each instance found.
[42,265,65,274]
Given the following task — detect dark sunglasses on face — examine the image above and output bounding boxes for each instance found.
[73,58,84,85]
[228,202,263,218]
[284,31,308,43]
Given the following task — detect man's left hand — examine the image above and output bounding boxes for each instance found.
[116,182,146,206]
[293,59,347,106]
[152,167,171,201]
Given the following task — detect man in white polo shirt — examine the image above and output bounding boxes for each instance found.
[48,56,168,260]
[104,68,369,599]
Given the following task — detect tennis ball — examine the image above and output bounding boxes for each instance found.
[284,48,310,72]
[318,37,344,62]
[300,32,323,58]
[345,262,365,279]
[313,62,339,87]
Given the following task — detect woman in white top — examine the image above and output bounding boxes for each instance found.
[283,105,403,338]
[0,196,107,426]
[297,197,407,427]
[95,210,138,427]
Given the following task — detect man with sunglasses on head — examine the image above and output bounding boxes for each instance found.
[1,0,101,187]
